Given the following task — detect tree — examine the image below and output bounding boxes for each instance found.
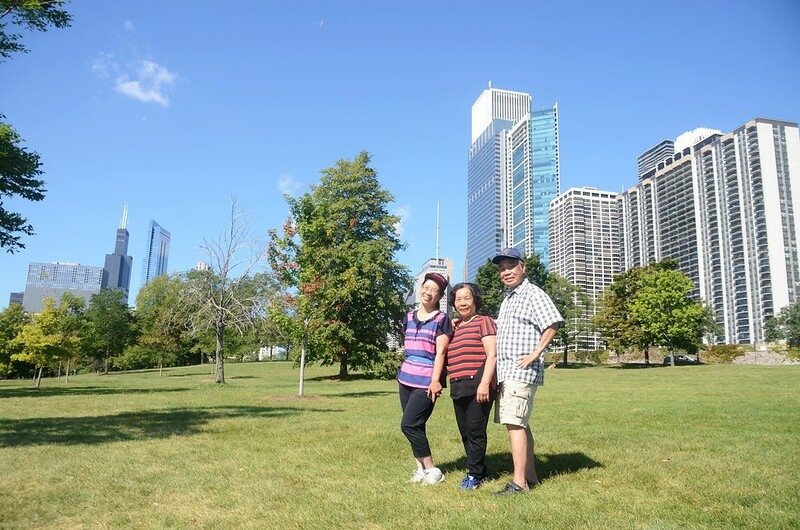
[84,288,136,374]
[0,303,29,377]
[629,268,717,366]
[270,151,411,379]
[11,294,82,387]
[180,199,273,384]
[593,260,681,364]
[0,0,72,61]
[473,253,550,318]
[135,274,192,374]
[545,274,592,365]
[1,1,72,252]
[765,302,800,348]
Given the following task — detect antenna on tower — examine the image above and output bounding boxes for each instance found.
[435,201,440,261]
[120,203,129,230]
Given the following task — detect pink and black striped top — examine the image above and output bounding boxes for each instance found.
[397,309,452,389]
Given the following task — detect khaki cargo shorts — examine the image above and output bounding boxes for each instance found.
[494,379,538,428]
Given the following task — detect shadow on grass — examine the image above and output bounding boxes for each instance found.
[0,405,337,447]
[326,390,396,399]
[305,373,381,382]
[0,386,191,399]
[604,363,662,369]
[547,363,596,370]
[440,451,603,482]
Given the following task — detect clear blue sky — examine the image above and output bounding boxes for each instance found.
[2,0,799,308]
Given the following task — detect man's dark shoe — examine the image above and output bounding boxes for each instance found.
[495,481,527,496]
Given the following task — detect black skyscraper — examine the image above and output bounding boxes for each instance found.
[102,205,133,301]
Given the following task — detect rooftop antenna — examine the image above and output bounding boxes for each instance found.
[435,201,440,261]
[119,203,129,230]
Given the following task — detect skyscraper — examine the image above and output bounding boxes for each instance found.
[142,220,171,286]
[466,85,560,280]
[549,187,623,350]
[622,117,800,345]
[22,262,104,313]
[102,204,133,301]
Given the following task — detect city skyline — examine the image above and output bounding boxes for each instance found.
[2,1,798,308]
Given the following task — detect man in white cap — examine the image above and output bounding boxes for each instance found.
[491,247,563,495]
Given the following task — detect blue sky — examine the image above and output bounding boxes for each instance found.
[2,0,799,308]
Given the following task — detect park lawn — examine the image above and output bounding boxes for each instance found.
[0,362,798,529]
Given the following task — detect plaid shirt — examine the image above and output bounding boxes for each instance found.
[496,279,563,386]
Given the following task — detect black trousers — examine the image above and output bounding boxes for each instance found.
[399,383,436,458]
[452,393,493,479]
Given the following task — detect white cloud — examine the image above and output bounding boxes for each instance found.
[123,20,135,32]
[393,205,411,238]
[115,60,176,106]
[278,174,303,196]
[91,52,117,79]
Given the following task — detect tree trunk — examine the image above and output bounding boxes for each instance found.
[159,361,163,377]
[214,320,225,384]
[104,355,109,375]
[57,362,62,378]
[35,366,43,388]
[65,359,71,384]
[298,337,306,396]
[644,348,650,366]
[563,345,568,367]
[339,352,348,379]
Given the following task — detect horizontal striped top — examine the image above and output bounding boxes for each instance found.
[447,315,496,381]
[397,309,452,389]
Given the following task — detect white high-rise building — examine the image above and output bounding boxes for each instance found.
[550,188,624,350]
[622,117,800,345]
[466,85,560,280]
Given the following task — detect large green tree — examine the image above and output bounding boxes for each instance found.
[765,302,800,348]
[629,268,717,366]
[84,288,136,374]
[1,1,71,252]
[473,253,549,317]
[0,303,29,376]
[270,151,411,379]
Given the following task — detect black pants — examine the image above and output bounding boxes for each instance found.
[399,383,436,458]
[452,393,493,479]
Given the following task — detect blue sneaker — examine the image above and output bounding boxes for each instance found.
[460,475,482,490]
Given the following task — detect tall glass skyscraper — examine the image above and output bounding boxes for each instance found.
[142,220,171,286]
[466,86,560,280]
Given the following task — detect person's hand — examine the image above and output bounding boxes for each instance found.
[427,380,443,402]
[516,352,541,369]
[476,382,490,403]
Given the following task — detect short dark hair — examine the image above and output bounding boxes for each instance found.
[449,282,484,311]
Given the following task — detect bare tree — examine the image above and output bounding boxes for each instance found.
[180,198,271,384]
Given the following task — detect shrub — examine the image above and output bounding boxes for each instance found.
[115,345,160,371]
[368,349,403,380]
[701,344,744,364]
[574,350,610,365]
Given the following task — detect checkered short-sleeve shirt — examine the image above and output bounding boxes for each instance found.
[496,278,563,386]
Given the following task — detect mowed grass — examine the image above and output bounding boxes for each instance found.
[0,362,798,529]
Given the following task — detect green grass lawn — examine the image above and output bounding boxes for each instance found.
[1,362,798,529]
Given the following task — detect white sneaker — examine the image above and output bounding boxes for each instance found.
[409,468,425,483]
[423,467,445,485]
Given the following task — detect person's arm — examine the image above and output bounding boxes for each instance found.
[515,323,560,369]
[476,333,496,404]
[427,333,449,403]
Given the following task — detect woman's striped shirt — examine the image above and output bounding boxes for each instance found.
[397,309,452,389]
[447,315,496,381]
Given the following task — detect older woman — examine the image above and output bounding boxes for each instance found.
[397,272,452,485]
[447,282,497,490]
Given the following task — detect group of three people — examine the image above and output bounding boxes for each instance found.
[397,247,564,495]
